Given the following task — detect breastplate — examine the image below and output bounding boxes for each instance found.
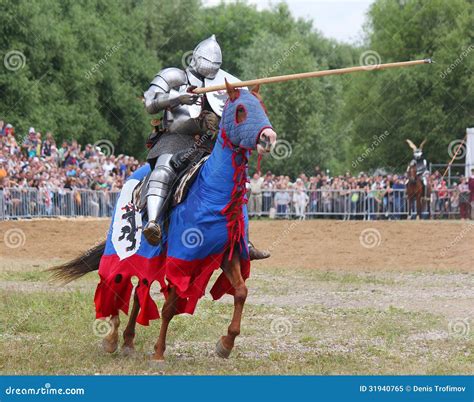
[416,161,426,175]
[164,70,206,135]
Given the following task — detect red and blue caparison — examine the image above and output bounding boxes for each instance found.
[95,88,272,325]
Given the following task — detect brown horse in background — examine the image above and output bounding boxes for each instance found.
[406,164,426,218]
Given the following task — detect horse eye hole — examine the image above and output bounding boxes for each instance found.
[235,105,247,124]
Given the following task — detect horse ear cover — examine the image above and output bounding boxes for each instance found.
[251,84,260,94]
[225,78,239,102]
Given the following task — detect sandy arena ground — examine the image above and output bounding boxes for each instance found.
[1,218,473,270]
[0,219,473,375]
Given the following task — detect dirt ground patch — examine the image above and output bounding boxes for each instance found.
[1,218,473,271]
[1,219,472,375]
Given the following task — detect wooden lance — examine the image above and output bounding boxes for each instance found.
[193,59,433,94]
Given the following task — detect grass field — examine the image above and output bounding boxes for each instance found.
[1,219,473,375]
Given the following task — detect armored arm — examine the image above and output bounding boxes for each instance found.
[143,68,199,115]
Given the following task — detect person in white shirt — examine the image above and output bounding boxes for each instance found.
[274,183,291,219]
[101,156,116,176]
[293,179,309,219]
[248,172,264,218]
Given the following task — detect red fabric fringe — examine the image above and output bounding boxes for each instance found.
[221,143,249,260]
[95,252,251,322]
[94,254,166,326]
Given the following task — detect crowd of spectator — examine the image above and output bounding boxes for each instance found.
[0,120,143,192]
[247,167,474,220]
[1,120,473,220]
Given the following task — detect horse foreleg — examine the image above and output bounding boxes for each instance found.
[102,315,120,353]
[416,195,422,219]
[122,286,140,355]
[216,252,248,358]
[151,286,178,362]
[408,193,416,219]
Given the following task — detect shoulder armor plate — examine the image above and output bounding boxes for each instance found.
[151,68,187,92]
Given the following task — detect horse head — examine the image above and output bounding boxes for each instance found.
[406,138,426,160]
[221,79,277,153]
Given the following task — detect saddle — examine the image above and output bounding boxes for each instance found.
[132,154,210,220]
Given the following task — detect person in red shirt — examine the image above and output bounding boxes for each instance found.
[436,179,448,218]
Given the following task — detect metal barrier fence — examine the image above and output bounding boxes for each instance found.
[247,189,471,220]
[0,187,470,220]
[0,188,120,220]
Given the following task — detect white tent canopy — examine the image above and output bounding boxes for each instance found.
[466,127,474,177]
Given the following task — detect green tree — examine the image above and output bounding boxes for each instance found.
[341,0,473,173]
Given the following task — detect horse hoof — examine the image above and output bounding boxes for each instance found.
[215,337,232,359]
[102,338,118,354]
[122,345,136,357]
[149,358,166,369]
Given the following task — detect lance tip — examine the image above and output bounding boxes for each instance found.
[424,58,434,64]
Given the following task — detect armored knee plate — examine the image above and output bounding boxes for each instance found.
[146,154,177,222]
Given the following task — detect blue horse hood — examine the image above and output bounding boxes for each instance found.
[220,89,272,150]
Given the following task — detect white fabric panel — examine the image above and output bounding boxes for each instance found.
[466,128,474,177]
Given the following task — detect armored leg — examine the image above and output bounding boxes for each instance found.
[243,223,270,261]
[248,241,270,260]
[143,154,176,245]
[422,175,428,188]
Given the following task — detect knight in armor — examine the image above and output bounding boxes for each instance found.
[142,35,269,260]
[406,139,429,186]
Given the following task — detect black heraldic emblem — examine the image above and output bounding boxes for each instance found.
[118,202,141,252]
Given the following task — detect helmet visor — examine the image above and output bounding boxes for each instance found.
[195,56,221,79]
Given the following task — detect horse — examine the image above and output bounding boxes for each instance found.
[406,164,425,218]
[50,81,277,364]
[405,139,430,219]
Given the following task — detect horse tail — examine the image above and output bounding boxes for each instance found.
[48,241,105,284]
